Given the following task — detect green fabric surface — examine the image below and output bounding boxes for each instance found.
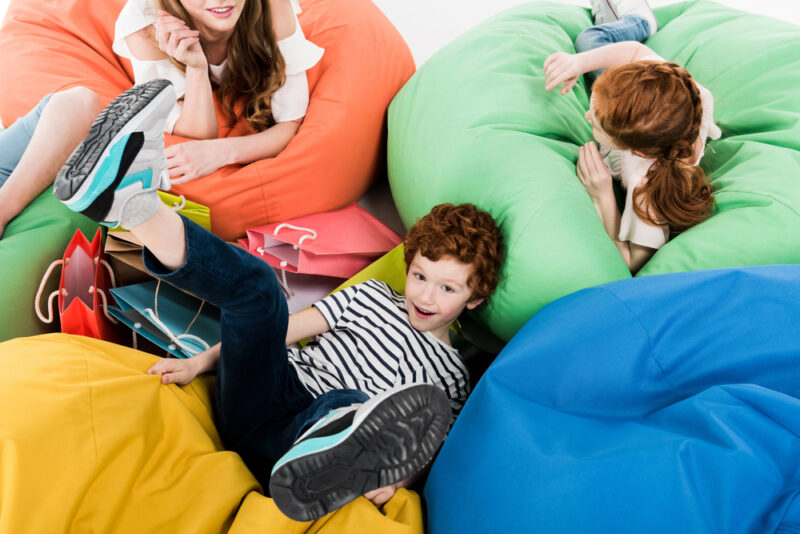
[388,0,800,341]
[0,189,100,341]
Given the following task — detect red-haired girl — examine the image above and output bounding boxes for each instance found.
[542,0,720,273]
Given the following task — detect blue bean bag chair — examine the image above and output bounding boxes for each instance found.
[424,265,800,533]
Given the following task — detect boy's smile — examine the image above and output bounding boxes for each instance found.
[404,252,484,344]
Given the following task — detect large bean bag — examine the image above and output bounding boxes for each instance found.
[0,191,100,341]
[0,0,414,240]
[424,264,800,533]
[0,333,425,533]
[388,0,800,341]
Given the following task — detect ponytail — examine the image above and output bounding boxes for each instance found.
[634,158,713,231]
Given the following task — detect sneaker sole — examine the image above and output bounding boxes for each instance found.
[269,384,451,522]
[54,79,174,213]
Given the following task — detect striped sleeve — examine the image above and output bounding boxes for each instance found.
[313,284,362,330]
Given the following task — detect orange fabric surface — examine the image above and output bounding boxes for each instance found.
[0,0,414,240]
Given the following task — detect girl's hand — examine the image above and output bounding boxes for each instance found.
[147,356,201,385]
[165,139,229,184]
[543,52,583,95]
[577,142,614,201]
[156,10,206,69]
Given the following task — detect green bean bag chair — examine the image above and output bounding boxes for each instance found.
[388,0,800,341]
[0,191,99,341]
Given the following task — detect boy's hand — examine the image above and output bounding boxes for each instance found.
[544,52,583,95]
[577,142,613,202]
[156,10,206,69]
[147,356,201,385]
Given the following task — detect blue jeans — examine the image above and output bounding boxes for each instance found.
[0,94,52,187]
[575,15,652,82]
[143,217,368,488]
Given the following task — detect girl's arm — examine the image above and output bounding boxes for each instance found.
[124,17,217,139]
[165,119,302,184]
[286,306,332,346]
[544,42,657,94]
[593,192,656,273]
[156,11,218,139]
[577,142,656,274]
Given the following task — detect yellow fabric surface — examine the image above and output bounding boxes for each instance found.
[334,244,407,295]
[0,334,423,533]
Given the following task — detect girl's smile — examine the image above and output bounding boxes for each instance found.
[207,6,235,18]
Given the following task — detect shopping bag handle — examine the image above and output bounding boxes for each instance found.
[170,194,186,211]
[142,279,210,356]
[36,256,121,325]
[34,259,65,324]
[272,223,317,246]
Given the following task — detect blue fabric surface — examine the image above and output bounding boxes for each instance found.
[425,265,800,533]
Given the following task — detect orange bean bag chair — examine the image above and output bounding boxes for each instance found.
[0,0,414,240]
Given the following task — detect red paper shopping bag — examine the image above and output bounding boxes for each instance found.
[238,203,403,278]
[35,228,119,341]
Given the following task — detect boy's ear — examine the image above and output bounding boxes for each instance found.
[465,297,484,310]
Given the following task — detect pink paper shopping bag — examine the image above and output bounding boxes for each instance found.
[239,203,403,279]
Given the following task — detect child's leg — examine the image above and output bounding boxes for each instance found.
[0,88,100,237]
[137,212,368,483]
[53,79,369,486]
[575,16,652,82]
[577,0,657,82]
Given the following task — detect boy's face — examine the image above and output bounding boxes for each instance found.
[404,252,484,344]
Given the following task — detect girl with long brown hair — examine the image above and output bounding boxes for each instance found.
[113,0,322,183]
[542,0,720,273]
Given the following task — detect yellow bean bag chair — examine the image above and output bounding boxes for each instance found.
[0,334,423,533]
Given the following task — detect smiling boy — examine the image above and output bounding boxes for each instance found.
[53,80,504,522]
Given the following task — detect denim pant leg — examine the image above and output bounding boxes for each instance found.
[0,94,53,187]
[575,15,652,82]
[142,217,368,487]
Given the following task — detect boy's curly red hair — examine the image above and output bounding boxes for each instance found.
[403,203,503,301]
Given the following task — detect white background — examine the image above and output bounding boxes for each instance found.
[1,1,799,67]
[370,0,800,65]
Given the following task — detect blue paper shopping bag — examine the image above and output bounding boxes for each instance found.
[109,280,220,358]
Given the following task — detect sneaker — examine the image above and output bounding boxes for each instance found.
[269,383,451,522]
[54,79,174,228]
[590,0,658,37]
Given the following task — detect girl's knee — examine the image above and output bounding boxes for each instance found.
[55,87,102,117]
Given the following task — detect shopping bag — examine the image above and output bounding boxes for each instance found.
[272,268,343,314]
[34,228,120,341]
[108,279,221,358]
[157,191,211,231]
[238,203,403,279]
[104,231,151,286]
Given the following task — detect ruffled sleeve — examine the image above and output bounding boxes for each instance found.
[113,0,158,60]
[696,82,721,141]
[270,3,324,122]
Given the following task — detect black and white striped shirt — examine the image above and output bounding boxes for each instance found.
[287,279,470,419]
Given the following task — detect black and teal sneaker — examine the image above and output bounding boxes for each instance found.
[269,383,451,522]
[54,79,175,228]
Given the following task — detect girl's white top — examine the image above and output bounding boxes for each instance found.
[603,54,721,250]
[113,0,324,133]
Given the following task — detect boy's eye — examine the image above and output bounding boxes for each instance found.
[442,285,453,293]
[415,273,426,281]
